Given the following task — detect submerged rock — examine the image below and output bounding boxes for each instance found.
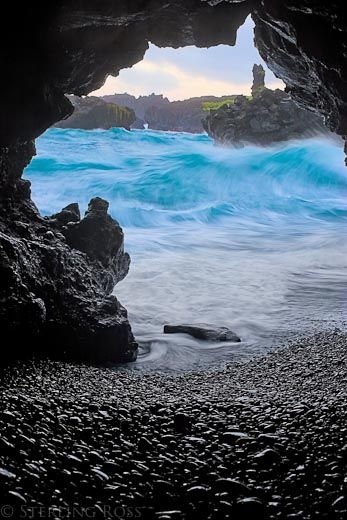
[163,324,241,342]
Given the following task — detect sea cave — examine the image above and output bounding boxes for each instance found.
[0,1,346,519]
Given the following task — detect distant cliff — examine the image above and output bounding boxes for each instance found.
[102,94,236,133]
[102,93,170,121]
[56,96,136,130]
[203,65,328,146]
[144,96,235,133]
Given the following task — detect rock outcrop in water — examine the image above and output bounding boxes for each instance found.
[164,324,241,342]
[144,96,236,133]
[0,0,346,362]
[0,150,137,363]
[55,96,136,131]
[103,94,238,133]
[203,66,329,146]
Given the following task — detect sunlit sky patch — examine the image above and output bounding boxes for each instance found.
[92,17,284,100]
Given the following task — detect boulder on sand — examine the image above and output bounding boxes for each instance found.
[163,324,241,342]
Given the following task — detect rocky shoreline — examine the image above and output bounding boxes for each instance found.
[203,65,329,147]
[0,330,345,519]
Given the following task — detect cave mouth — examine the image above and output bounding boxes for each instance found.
[24,101,347,372]
[2,0,347,368]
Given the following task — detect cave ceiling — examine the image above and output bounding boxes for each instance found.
[0,1,346,146]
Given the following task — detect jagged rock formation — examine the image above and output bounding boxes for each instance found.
[104,94,236,133]
[0,166,137,363]
[251,64,265,96]
[102,93,170,121]
[55,96,136,130]
[203,68,329,146]
[0,0,346,363]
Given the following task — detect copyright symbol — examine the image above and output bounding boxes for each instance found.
[0,506,13,518]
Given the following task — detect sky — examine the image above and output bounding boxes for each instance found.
[92,16,284,100]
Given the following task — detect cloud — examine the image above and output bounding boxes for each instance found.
[93,58,283,100]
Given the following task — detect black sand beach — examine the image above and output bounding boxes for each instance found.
[0,330,346,519]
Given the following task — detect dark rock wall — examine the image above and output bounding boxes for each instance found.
[102,94,171,121]
[253,1,347,136]
[1,1,345,143]
[0,0,346,363]
[0,152,137,363]
[145,97,236,134]
[203,88,329,147]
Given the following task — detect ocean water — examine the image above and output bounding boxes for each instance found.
[25,128,347,371]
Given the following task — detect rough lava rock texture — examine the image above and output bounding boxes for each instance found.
[251,63,265,96]
[203,87,329,146]
[0,0,347,362]
[203,62,329,146]
[253,0,347,139]
[0,162,137,363]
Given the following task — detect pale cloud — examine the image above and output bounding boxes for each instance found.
[92,59,283,100]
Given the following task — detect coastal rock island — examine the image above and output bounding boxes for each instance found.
[203,65,328,146]
[55,96,136,131]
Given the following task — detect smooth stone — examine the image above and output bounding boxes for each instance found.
[0,467,16,479]
[332,496,347,511]
[215,478,252,496]
[234,497,265,519]
[254,448,281,465]
[163,324,241,342]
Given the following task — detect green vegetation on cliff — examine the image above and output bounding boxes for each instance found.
[202,98,237,111]
[56,96,136,130]
[202,96,252,112]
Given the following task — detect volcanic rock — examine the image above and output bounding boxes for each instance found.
[164,324,241,342]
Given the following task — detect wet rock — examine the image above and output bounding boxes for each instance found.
[0,170,137,363]
[164,324,241,342]
[222,431,250,444]
[63,197,130,272]
[186,485,211,501]
[7,490,27,504]
[254,449,281,466]
[203,82,328,147]
[234,497,265,519]
[332,496,347,512]
[173,412,191,433]
[0,467,16,479]
[215,478,252,496]
[48,203,81,226]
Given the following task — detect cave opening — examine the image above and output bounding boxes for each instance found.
[22,17,347,372]
[1,3,347,517]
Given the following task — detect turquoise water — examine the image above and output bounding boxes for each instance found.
[25,128,347,370]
